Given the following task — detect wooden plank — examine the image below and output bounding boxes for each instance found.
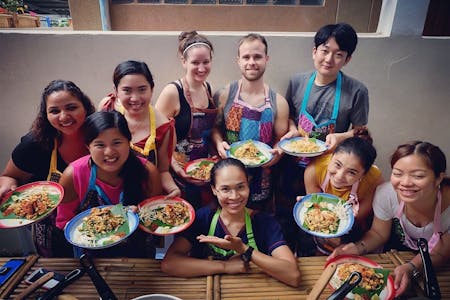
[7,257,208,300]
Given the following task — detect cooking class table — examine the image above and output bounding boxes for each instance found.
[1,251,449,299]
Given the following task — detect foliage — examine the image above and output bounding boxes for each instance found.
[0,0,24,13]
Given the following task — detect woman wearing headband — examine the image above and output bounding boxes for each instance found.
[156,31,217,209]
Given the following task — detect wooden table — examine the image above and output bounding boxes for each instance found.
[1,257,212,300]
[215,253,398,300]
[1,252,449,300]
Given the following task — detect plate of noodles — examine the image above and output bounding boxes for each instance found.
[0,181,64,228]
[226,140,273,168]
[293,193,354,238]
[64,204,139,249]
[184,158,216,182]
[138,196,195,236]
[279,137,327,157]
[325,255,395,300]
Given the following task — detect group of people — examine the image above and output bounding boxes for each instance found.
[0,23,448,296]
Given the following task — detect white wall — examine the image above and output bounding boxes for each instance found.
[1,31,449,180]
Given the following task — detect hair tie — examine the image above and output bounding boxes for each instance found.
[182,42,211,56]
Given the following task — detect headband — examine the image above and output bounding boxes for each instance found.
[182,42,211,56]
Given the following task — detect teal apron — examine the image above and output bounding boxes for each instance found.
[297,71,342,166]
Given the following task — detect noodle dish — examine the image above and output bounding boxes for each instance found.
[184,158,215,182]
[279,137,327,157]
[64,204,138,249]
[138,196,195,235]
[293,193,354,238]
[326,255,395,300]
[227,140,273,167]
[0,181,63,228]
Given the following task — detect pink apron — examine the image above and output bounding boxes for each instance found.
[395,190,442,251]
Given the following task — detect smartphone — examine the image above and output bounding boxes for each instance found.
[25,268,65,289]
[0,258,26,286]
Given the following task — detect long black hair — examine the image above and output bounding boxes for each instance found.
[31,80,95,149]
[83,111,150,205]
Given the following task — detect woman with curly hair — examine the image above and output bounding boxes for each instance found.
[0,79,95,257]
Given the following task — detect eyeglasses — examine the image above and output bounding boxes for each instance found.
[216,183,248,196]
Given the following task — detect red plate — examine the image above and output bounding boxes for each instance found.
[137,196,195,236]
[0,181,64,228]
[325,255,395,300]
[183,158,216,182]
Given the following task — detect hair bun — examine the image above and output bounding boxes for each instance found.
[353,126,373,144]
[178,31,198,42]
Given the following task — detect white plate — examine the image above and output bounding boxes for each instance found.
[0,181,64,228]
[293,193,354,238]
[325,255,395,300]
[64,204,138,250]
[226,140,273,168]
[138,196,195,236]
[279,137,327,157]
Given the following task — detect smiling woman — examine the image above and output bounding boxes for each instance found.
[301,128,383,256]
[0,80,95,257]
[56,111,162,258]
[155,31,217,209]
[161,158,301,288]
[329,141,450,297]
[98,60,179,199]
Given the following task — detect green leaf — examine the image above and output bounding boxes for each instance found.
[351,268,390,298]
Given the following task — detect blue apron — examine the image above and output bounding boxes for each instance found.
[298,71,342,140]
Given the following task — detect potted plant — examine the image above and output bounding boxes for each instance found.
[0,0,39,28]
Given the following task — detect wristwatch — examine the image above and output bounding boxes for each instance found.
[408,262,421,280]
[240,246,254,264]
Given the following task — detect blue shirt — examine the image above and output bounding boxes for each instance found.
[179,205,287,259]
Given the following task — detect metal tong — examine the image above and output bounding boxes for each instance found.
[37,268,85,300]
[417,238,441,299]
[327,271,362,300]
[79,254,118,300]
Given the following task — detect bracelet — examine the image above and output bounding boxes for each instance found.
[407,262,421,280]
[356,241,368,255]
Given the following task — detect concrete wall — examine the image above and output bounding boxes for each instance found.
[68,0,381,32]
[0,31,449,180]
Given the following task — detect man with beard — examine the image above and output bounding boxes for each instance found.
[212,33,289,213]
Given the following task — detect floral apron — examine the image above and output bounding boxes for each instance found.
[32,139,67,257]
[314,171,361,254]
[225,81,274,208]
[175,79,218,163]
[207,208,258,260]
[389,190,442,252]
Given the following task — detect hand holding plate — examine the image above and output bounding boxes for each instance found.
[327,242,359,261]
[393,263,412,297]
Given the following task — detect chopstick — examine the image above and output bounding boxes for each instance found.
[0,255,38,299]
[14,271,54,300]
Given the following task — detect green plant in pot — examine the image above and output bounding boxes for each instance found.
[0,0,24,14]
